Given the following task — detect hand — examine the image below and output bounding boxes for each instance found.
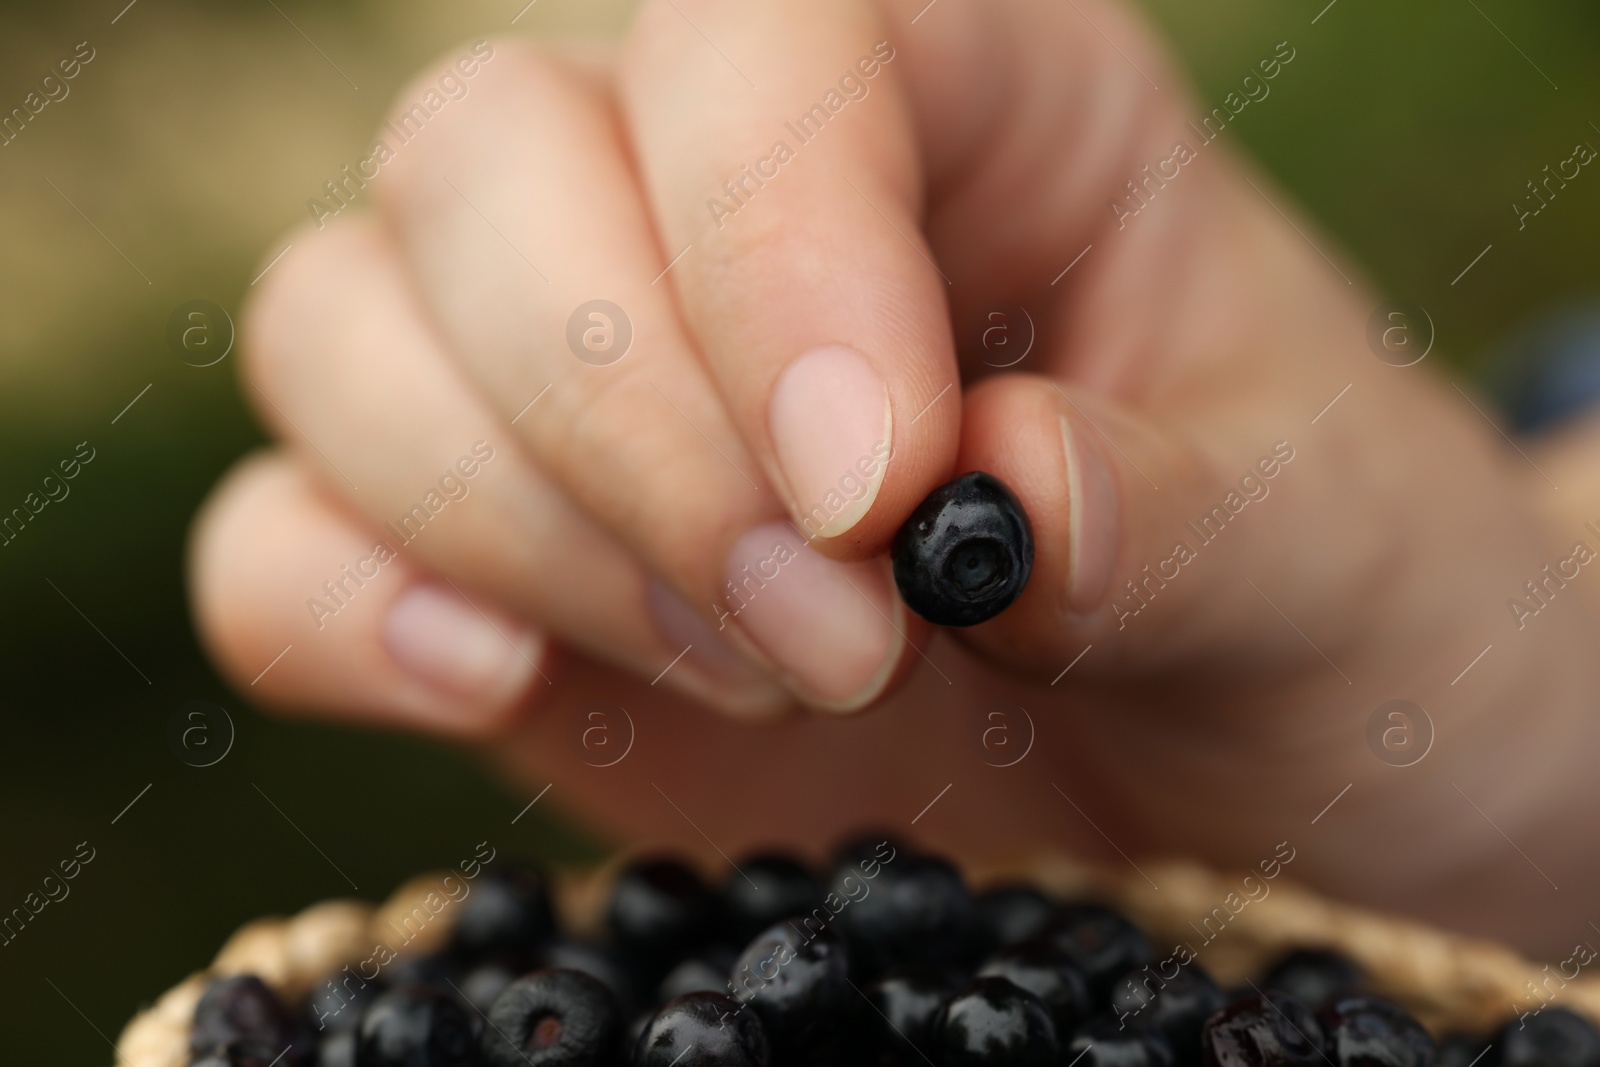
[189,0,1600,953]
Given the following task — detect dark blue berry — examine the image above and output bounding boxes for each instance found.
[308,969,385,1035]
[659,952,736,1003]
[1489,1008,1600,1067]
[451,863,557,969]
[891,472,1034,627]
[934,976,1059,1067]
[835,852,972,974]
[1261,950,1364,1012]
[386,953,460,995]
[1042,905,1154,1001]
[1202,992,1326,1067]
[190,975,307,1065]
[1317,997,1432,1067]
[1433,1034,1486,1067]
[730,921,854,1058]
[634,992,769,1067]
[723,855,823,946]
[540,940,641,1014]
[1108,963,1227,1066]
[863,968,962,1066]
[976,938,1091,1036]
[609,858,717,975]
[972,887,1058,952]
[1068,1016,1178,1067]
[356,984,476,1067]
[480,968,624,1067]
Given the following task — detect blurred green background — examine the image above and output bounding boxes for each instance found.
[0,0,1593,1062]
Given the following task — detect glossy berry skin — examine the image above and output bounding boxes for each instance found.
[1068,1016,1178,1067]
[864,968,963,1066]
[356,985,477,1067]
[723,854,823,946]
[1260,950,1364,1012]
[976,938,1092,1036]
[1317,997,1433,1067]
[190,975,306,1065]
[1202,992,1326,1067]
[971,887,1058,953]
[1490,1008,1600,1067]
[608,857,717,975]
[635,992,769,1067]
[540,940,639,1012]
[451,863,558,969]
[1109,963,1227,1066]
[934,977,1059,1067]
[480,968,624,1067]
[892,472,1033,627]
[835,852,972,974]
[1042,905,1155,1000]
[730,921,853,1057]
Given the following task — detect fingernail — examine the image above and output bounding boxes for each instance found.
[384,583,540,703]
[720,521,903,710]
[645,579,789,719]
[1062,415,1120,612]
[769,345,892,540]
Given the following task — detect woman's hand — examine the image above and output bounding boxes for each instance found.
[189,0,1600,954]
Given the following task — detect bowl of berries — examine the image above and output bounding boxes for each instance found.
[117,838,1600,1067]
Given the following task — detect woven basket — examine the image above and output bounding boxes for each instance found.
[114,854,1600,1066]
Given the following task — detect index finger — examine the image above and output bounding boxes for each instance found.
[619,0,958,557]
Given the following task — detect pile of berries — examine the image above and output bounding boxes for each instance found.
[184,839,1600,1067]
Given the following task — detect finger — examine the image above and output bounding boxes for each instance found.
[619,0,957,555]
[371,44,919,711]
[189,451,545,738]
[948,372,1304,677]
[241,217,789,720]
[950,368,1498,690]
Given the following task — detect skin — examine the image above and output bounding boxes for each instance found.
[188,0,1600,956]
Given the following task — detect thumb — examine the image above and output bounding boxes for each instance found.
[950,373,1315,678]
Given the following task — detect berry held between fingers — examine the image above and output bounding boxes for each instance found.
[891,472,1034,627]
